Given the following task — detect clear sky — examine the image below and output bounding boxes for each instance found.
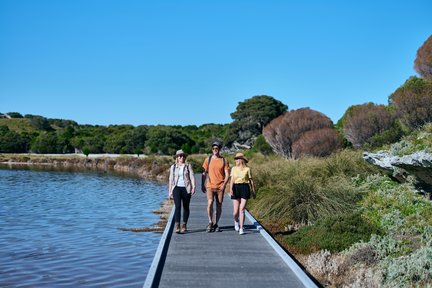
[1,1,431,126]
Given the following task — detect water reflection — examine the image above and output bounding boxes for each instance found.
[0,166,167,287]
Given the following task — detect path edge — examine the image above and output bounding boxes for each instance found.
[245,210,319,288]
[143,206,175,288]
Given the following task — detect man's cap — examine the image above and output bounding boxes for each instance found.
[211,141,222,148]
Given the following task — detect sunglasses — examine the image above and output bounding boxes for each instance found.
[212,147,219,150]
[177,155,186,158]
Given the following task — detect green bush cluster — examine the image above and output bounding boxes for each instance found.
[340,174,432,286]
[248,150,377,226]
[388,123,432,156]
[282,211,381,254]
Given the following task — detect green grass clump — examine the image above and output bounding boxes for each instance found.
[248,150,376,226]
[282,211,381,254]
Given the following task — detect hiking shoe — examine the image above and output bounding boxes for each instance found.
[234,221,239,232]
[206,223,213,233]
[213,223,221,232]
[239,228,245,235]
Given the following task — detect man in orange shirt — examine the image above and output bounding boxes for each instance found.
[201,141,230,232]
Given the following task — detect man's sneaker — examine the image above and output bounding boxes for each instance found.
[239,228,245,235]
[234,221,239,232]
[206,223,213,233]
[213,223,221,232]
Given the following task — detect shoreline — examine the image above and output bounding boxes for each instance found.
[0,154,174,232]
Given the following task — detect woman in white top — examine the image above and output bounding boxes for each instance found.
[229,152,256,235]
[168,149,196,233]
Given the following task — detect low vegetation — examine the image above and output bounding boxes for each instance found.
[246,124,432,286]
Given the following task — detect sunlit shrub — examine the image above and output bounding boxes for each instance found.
[282,211,381,254]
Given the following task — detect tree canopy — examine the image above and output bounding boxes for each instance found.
[389,76,432,129]
[226,95,288,145]
[263,108,340,158]
[341,103,397,148]
[414,34,432,80]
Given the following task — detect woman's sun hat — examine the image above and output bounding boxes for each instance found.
[234,152,248,163]
[174,149,187,159]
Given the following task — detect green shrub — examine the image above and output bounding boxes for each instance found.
[282,211,381,254]
[380,245,432,287]
[248,150,375,226]
[388,123,432,156]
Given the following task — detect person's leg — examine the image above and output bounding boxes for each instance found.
[173,187,182,233]
[182,188,191,224]
[239,198,247,229]
[215,189,224,224]
[232,199,240,231]
[206,189,214,232]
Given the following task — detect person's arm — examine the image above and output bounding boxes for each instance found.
[249,178,256,199]
[229,170,234,197]
[201,158,208,193]
[168,165,174,199]
[248,168,256,199]
[221,161,230,192]
[201,172,207,193]
[188,164,196,195]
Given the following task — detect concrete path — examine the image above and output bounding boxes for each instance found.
[145,175,318,288]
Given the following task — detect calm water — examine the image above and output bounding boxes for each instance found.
[0,166,167,287]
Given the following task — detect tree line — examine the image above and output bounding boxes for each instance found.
[1,34,432,157]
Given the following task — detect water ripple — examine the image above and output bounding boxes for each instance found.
[0,167,166,287]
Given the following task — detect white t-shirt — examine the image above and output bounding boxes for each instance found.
[176,165,186,187]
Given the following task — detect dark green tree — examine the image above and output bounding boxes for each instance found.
[226,95,288,146]
[253,135,274,155]
[30,132,59,153]
[25,115,54,131]
[0,126,28,152]
[7,112,23,118]
[145,126,194,155]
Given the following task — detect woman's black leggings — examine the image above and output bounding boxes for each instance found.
[173,186,191,224]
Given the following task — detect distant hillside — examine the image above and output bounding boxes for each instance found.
[0,118,36,133]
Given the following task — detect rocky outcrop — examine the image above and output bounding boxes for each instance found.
[363,150,432,193]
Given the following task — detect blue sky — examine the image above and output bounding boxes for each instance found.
[1,1,431,126]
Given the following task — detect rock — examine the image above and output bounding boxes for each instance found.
[363,150,432,193]
[232,141,251,150]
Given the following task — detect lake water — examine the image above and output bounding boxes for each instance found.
[0,166,167,287]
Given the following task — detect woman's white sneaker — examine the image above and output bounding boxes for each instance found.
[234,221,239,232]
[239,228,245,235]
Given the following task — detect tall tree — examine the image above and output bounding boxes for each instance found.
[263,108,339,158]
[414,34,432,80]
[341,103,396,148]
[145,126,194,155]
[389,76,432,129]
[226,95,288,145]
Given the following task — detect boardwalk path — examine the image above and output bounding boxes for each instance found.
[144,175,318,288]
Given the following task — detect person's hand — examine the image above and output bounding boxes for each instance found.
[191,187,196,195]
[219,183,226,192]
[168,193,173,200]
[201,185,206,193]
[252,192,256,199]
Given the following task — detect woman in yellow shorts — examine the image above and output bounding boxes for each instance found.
[229,152,256,235]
